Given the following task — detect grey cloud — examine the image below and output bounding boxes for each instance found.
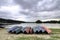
[0,0,15,6]
[0,11,20,20]
[20,10,60,20]
[20,11,39,18]
[55,16,60,19]
[14,0,60,12]
[0,11,12,19]
[14,0,40,9]
[0,0,60,21]
[53,12,60,19]
[0,0,7,6]
[56,0,60,10]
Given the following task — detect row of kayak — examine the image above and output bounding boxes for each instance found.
[7,26,52,34]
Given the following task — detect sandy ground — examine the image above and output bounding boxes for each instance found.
[0,28,52,40]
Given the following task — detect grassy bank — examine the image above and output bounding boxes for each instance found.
[0,28,60,40]
[15,28,60,40]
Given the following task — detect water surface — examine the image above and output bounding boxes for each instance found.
[6,23,60,29]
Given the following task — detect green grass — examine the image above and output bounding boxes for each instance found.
[51,36,60,39]
[50,29,60,34]
[16,37,45,40]
[15,37,59,40]
[15,29,60,40]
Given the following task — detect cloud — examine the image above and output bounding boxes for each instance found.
[0,5,28,21]
[14,0,60,11]
[0,0,7,6]
[0,0,60,22]
[20,10,60,20]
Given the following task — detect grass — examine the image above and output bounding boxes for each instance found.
[51,29,60,34]
[16,37,46,40]
[0,28,60,40]
[15,36,60,40]
[15,28,60,40]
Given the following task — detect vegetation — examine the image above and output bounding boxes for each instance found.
[16,37,44,40]
[15,29,60,40]
[16,36,60,40]
[0,28,60,40]
[16,29,60,40]
[36,20,42,23]
[0,18,60,24]
[35,20,60,23]
[0,18,25,24]
[43,20,60,23]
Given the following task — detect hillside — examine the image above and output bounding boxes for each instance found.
[0,18,25,24]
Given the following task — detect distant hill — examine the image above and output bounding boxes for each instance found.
[35,20,60,23]
[43,20,60,23]
[35,20,42,23]
[0,18,25,24]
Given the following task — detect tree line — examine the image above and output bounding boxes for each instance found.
[0,18,60,24]
[36,20,60,23]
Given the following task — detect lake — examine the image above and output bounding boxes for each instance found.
[5,23,60,29]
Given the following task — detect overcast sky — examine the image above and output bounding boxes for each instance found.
[0,0,60,22]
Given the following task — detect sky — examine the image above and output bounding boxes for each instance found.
[0,0,60,22]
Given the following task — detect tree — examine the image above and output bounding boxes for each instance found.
[36,20,42,23]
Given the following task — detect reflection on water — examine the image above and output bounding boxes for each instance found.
[5,23,60,29]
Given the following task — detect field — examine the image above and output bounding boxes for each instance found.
[0,28,60,40]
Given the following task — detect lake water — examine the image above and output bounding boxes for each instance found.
[5,23,60,29]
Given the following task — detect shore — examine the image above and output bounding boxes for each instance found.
[0,28,60,40]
